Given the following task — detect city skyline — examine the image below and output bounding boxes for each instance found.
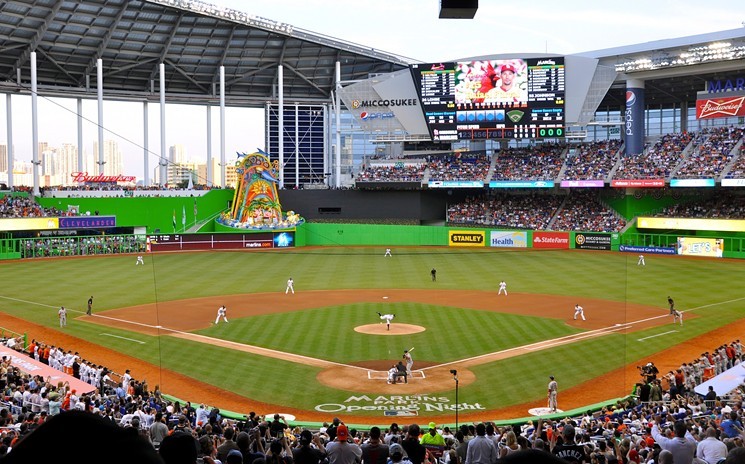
[0,0,742,185]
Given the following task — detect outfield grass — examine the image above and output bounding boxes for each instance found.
[0,248,743,418]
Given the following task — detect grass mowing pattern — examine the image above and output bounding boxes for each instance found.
[0,248,743,417]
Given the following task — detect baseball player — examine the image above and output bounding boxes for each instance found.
[377,312,395,331]
[136,255,145,265]
[384,248,392,257]
[403,350,413,376]
[214,305,228,324]
[547,376,558,412]
[58,306,67,328]
[637,254,645,266]
[498,280,507,296]
[86,296,93,315]
[667,296,675,315]
[285,277,295,294]
[573,304,585,321]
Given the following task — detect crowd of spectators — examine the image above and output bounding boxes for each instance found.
[614,132,695,180]
[0,195,70,219]
[653,191,745,219]
[550,191,627,233]
[19,235,146,258]
[2,328,745,464]
[723,145,745,179]
[356,163,426,183]
[490,145,566,181]
[447,193,563,229]
[562,140,622,181]
[674,126,744,179]
[428,153,491,182]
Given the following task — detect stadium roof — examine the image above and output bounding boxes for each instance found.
[0,0,744,112]
[0,0,411,106]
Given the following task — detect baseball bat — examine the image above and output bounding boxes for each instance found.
[409,347,415,352]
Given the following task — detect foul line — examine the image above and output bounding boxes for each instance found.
[101,333,146,344]
[637,330,678,341]
[3,294,745,374]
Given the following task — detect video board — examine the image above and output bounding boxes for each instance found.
[410,57,565,141]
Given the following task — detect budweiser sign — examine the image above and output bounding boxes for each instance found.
[696,96,745,119]
[71,172,137,183]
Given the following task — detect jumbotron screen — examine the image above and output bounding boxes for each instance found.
[410,57,565,141]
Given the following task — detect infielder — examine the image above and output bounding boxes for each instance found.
[377,312,395,331]
[637,254,645,266]
[498,280,507,296]
[573,304,585,321]
[215,305,228,324]
[58,306,67,328]
[285,277,295,294]
[136,255,145,265]
[403,349,413,376]
[547,375,558,412]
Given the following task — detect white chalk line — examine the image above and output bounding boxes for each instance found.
[637,330,678,341]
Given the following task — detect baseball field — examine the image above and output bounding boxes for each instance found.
[0,246,743,426]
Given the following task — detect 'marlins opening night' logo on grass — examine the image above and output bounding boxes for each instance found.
[314,395,486,413]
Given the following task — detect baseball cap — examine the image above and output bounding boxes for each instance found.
[500,64,517,74]
[227,450,243,464]
[390,443,405,456]
[428,422,437,430]
[337,424,349,441]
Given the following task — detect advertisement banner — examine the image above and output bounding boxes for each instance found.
[721,179,745,187]
[574,233,611,250]
[0,217,59,232]
[677,237,723,258]
[59,216,116,229]
[669,179,715,187]
[610,179,665,188]
[148,232,295,251]
[489,231,528,248]
[638,217,745,233]
[428,181,484,188]
[488,180,554,188]
[448,230,485,247]
[619,245,676,255]
[696,96,745,119]
[625,87,645,155]
[560,180,604,188]
[532,231,569,249]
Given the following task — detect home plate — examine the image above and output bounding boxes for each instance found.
[528,407,563,416]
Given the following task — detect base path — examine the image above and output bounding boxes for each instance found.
[2,289,721,425]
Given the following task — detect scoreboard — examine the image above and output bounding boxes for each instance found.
[410,57,565,141]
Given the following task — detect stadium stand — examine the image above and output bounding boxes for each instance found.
[613,132,694,180]
[491,144,566,181]
[562,140,622,181]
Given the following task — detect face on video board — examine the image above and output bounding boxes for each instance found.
[455,60,528,106]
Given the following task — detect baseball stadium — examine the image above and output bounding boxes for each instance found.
[1,0,745,447]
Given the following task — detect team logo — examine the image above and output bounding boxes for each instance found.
[351,99,362,109]
[625,91,636,107]
[506,110,524,123]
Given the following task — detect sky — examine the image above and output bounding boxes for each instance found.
[0,0,743,181]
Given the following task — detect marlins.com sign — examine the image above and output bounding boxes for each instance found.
[449,230,485,247]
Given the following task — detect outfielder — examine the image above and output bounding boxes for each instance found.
[215,305,228,324]
[573,304,585,321]
[136,255,145,265]
[58,306,67,328]
[637,254,645,266]
[498,280,507,296]
[384,248,392,257]
[377,312,395,331]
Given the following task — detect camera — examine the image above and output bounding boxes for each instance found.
[450,369,457,375]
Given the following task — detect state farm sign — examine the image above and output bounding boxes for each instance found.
[696,96,745,119]
[532,232,569,249]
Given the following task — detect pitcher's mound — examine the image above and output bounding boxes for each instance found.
[355,323,425,335]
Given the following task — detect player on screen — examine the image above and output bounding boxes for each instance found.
[484,63,525,103]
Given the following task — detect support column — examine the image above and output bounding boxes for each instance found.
[219,66,226,188]
[159,63,167,186]
[143,101,149,186]
[97,59,105,175]
[206,105,212,187]
[6,94,13,189]
[77,98,83,173]
[31,52,40,196]
[278,65,284,188]
[335,61,341,188]
[624,79,645,156]
[295,104,299,188]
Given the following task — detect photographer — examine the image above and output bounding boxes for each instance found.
[293,429,327,464]
[270,414,289,440]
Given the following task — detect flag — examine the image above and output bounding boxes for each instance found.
[172,209,176,230]
[182,204,186,227]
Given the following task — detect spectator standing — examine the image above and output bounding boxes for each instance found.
[326,425,362,464]
[361,426,389,464]
[293,429,327,464]
[402,424,427,464]
[696,427,727,464]
[465,423,497,464]
[650,418,696,464]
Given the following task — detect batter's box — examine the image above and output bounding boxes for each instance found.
[368,370,426,380]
